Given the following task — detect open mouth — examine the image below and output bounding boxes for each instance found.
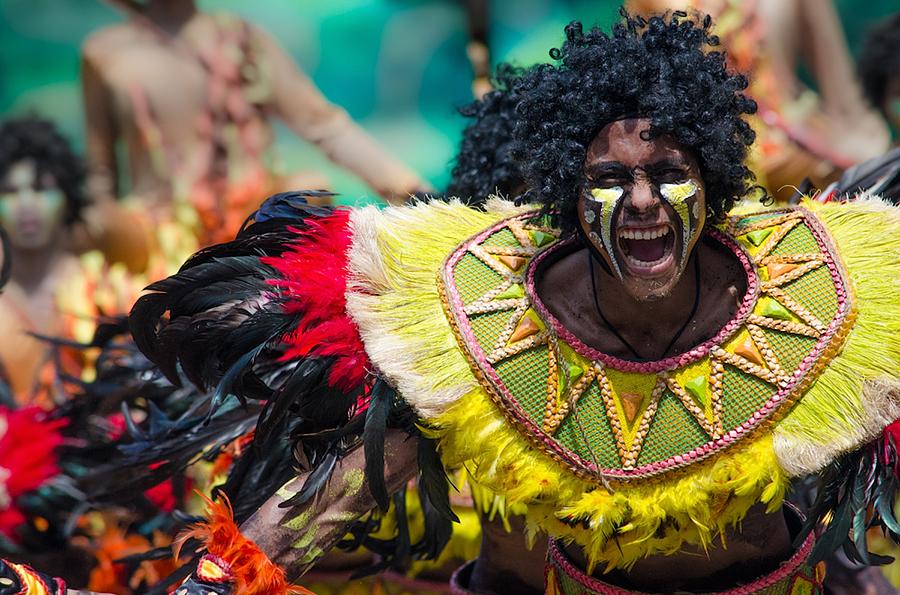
[617,225,676,276]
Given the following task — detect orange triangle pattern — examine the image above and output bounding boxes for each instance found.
[509,315,540,344]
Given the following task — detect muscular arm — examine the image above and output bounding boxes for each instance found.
[239,428,419,581]
[254,27,430,205]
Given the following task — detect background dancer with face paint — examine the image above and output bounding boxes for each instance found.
[0,117,92,405]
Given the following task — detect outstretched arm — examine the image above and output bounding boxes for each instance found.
[254,26,430,204]
[169,429,419,594]
[239,428,418,581]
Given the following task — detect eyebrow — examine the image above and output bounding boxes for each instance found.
[586,158,690,180]
[585,162,630,180]
[641,158,690,176]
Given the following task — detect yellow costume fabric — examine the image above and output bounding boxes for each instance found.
[344,198,899,571]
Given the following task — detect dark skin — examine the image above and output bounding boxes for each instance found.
[538,118,746,359]
[535,118,791,588]
[469,516,546,594]
[241,120,790,592]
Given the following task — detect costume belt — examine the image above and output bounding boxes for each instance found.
[544,515,823,594]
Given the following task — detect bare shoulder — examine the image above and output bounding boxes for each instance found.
[82,21,140,62]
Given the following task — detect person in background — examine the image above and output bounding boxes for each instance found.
[628,0,891,202]
[445,63,527,206]
[81,0,430,265]
[0,117,89,404]
[858,12,900,145]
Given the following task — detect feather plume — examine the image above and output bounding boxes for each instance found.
[175,494,308,594]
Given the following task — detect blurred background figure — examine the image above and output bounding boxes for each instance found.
[445,63,526,203]
[858,12,900,146]
[628,0,892,201]
[0,116,138,407]
[0,117,87,404]
[81,0,430,263]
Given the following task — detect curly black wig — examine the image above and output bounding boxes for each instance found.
[446,63,527,206]
[0,116,86,225]
[511,11,758,232]
[858,12,900,119]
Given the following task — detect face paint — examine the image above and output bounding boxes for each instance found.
[588,186,625,278]
[660,180,698,264]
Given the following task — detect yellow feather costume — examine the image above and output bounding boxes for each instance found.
[343,197,900,571]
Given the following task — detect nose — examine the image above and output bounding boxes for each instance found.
[624,179,660,217]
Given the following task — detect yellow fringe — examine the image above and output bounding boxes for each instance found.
[345,199,795,570]
[773,198,900,475]
[346,198,528,419]
[344,199,899,570]
[428,387,788,571]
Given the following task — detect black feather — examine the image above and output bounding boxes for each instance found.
[242,190,335,230]
[279,446,340,508]
[364,379,393,511]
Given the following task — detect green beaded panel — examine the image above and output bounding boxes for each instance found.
[721,366,775,430]
[494,344,550,421]
[636,391,709,466]
[769,223,819,256]
[444,209,850,479]
[469,310,513,349]
[761,328,817,371]
[555,382,620,468]
[483,228,521,248]
[781,266,839,323]
[454,252,502,304]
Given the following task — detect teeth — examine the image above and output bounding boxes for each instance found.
[618,227,670,240]
[625,253,670,267]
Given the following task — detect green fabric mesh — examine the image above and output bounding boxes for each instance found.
[769,223,819,256]
[494,344,550,422]
[732,213,782,229]
[483,228,521,248]
[555,381,620,469]
[781,266,839,323]
[721,365,775,431]
[454,252,502,304]
[469,310,514,349]
[445,210,844,479]
[761,328,817,371]
[636,391,709,466]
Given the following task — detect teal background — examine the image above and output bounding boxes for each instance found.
[0,1,896,205]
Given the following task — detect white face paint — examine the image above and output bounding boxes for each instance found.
[659,180,698,264]
[588,186,625,278]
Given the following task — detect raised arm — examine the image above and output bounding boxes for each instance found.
[254,26,430,204]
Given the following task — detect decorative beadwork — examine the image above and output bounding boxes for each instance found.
[544,530,823,595]
[439,208,855,483]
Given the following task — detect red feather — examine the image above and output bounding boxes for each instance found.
[175,494,310,595]
[261,210,370,392]
[884,418,900,473]
[0,407,66,541]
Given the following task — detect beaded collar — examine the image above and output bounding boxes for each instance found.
[439,207,855,483]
